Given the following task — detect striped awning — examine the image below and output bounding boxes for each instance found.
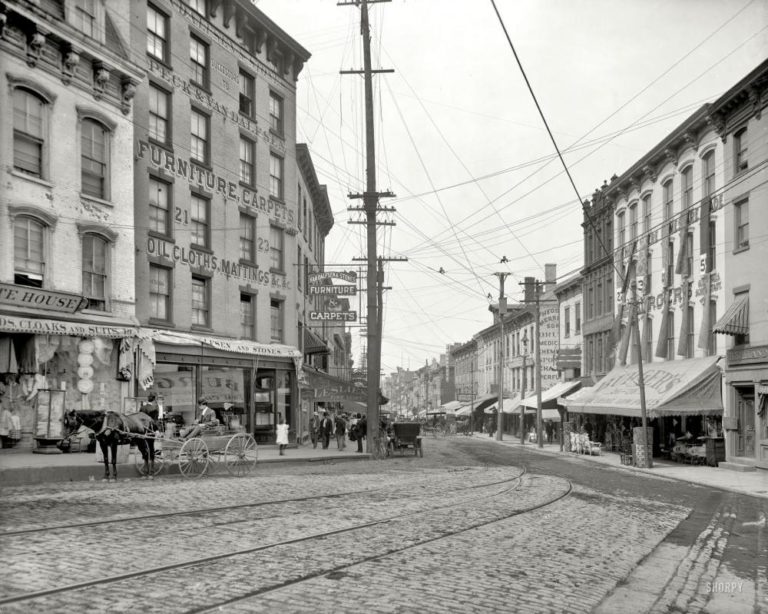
[712,295,749,336]
[304,327,330,355]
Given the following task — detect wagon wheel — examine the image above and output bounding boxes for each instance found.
[134,445,165,477]
[179,438,209,478]
[224,433,258,477]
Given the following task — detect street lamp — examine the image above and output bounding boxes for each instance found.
[519,329,528,445]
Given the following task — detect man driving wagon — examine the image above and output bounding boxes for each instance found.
[182,398,218,440]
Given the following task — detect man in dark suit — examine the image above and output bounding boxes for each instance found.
[320,411,332,449]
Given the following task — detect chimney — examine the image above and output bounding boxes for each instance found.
[524,277,535,303]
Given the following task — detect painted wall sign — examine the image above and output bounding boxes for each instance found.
[136,140,295,227]
[0,283,86,313]
[309,285,356,295]
[146,237,290,290]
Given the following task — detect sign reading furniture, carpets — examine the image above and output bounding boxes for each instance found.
[308,270,358,322]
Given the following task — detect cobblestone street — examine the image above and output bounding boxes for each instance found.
[0,438,765,613]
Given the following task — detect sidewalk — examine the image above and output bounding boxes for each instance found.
[472,432,768,499]
[0,443,369,487]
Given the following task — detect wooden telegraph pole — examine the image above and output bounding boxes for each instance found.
[341,0,395,458]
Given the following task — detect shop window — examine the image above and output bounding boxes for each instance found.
[735,199,749,250]
[13,87,48,178]
[191,276,210,327]
[239,70,255,118]
[240,293,255,339]
[147,4,168,63]
[149,177,171,236]
[190,194,209,248]
[269,91,283,135]
[239,136,255,186]
[149,264,171,321]
[269,225,283,271]
[269,153,283,200]
[81,118,110,200]
[154,364,196,423]
[200,366,246,430]
[270,298,283,342]
[190,108,209,164]
[190,35,209,89]
[239,213,255,263]
[82,234,109,310]
[14,217,45,287]
[149,84,170,144]
[276,370,292,426]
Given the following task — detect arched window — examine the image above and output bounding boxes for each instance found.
[13,88,47,178]
[82,234,109,310]
[617,211,626,246]
[628,202,638,241]
[81,118,110,199]
[663,179,674,233]
[642,194,652,234]
[14,217,46,287]
[681,166,693,211]
[702,150,716,197]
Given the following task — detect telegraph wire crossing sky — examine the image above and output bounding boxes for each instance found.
[258,0,768,374]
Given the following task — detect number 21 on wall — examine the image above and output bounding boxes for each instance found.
[174,208,188,224]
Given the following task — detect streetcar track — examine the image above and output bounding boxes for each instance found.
[0,468,525,538]
[0,467,535,607]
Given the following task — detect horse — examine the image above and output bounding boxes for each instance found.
[63,409,157,481]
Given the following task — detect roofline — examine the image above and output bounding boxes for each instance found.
[239,1,311,62]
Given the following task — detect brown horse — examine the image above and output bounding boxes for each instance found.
[63,410,157,481]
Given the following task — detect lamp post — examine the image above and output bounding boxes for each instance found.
[519,330,528,445]
[494,272,509,441]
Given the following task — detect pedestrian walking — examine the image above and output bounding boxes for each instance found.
[355,414,366,453]
[335,413,347,450]
[320,411,332,449]
[309,412,320,448]
[276,416,289,455]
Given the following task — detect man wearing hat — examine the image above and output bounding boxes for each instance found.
[183,397,217,439]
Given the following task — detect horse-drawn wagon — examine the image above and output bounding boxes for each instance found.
[389,422,423,457]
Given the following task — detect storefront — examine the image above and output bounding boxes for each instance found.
[299,366,365,441]
[563,356,724,460]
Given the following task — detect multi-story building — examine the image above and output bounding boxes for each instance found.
[709,60,768,469]
[554,273,582,381]
[0,1,144,447]
[450,339,477,405]
[128,0,311,442]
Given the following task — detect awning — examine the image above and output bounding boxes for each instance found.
[486,395,522,414]
[520,380,582,409]
[455,404,472,417]
[304,327,330,355]
[523,408,562,421]
[712,295,749,336]
[563,356,722,418]
[440,400,463,413]
[473,393,500,414]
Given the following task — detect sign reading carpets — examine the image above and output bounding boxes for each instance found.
[308,270,358,322]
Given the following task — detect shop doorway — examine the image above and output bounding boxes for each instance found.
[735,386,755,458]
[252,369,294,444]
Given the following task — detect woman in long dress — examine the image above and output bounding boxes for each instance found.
[276,416,289,456]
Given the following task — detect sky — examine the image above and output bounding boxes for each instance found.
[257,0,768,376]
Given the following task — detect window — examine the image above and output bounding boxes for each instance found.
[149,177,171,236]
[191,276,209,327]
[686,305,695,359]
[587,286,594,320]
[734,292,750,346]
[81,119,109,199]
[629,203,638,241]
[148,84,169,143]
[269,225,283,271]
[297,246,303,290]
[190,35,208,88]
[702,151,715,197]
[574,302,581,333]
[239,70,255,117]
[82,234,108,310]
[13,88,46,178]
[149,264,171,321]
[596,282,603,315]
[190,194,209,248]
[681,166,693,212]
[734,128,748,173]
[617,211,625,247]
[606,276,613,315]
[240,293,255,339]
[642,195,652,234]
[269,92,283,135]
[239,213,255,262]
[707,301,717,356]
[270,298,283,342]
[564,306,571,337]
[147,5,168,62]
[190,109,209,164]
[73,0,96,37]
[297,185,303,230]
[666,241,674,286]
[303,197,307,238]
[269,153,283,199]
[735,199,749,250]
[667,311,675,360]
[239,136,255,186]
[185,0,207,16]
[663,179,674,233]
[709,221,716,270]
[644,318,652,363]
[685,231,693,276]
[308,212,313,249]
[14,217,45,287]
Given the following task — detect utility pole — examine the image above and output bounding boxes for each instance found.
[341,0,394,458]
[519,329,528,445]
[630,276,651,468]
[494,273,509,441]
[535,281,543,449]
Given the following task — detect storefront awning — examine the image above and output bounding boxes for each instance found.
[487,395,523,414]
[149,330,301,359]
[563,356,722,418]
[473,393,501,413]
[712,295,749,336]
[523,408,562,421]
[303,327,330,355]
[520,380,582,409]
[440,400,463,413]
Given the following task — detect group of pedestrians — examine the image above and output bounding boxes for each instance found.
[309,411,367,453]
